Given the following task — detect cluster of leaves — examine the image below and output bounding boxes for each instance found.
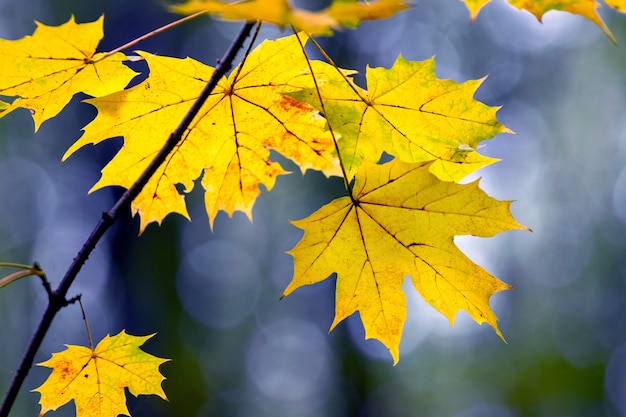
[0,0,625,416]
[466,0,626,42]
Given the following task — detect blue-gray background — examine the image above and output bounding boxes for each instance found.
[1,0,626,416]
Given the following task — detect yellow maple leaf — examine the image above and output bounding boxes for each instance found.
[461,0,626,42]
[32,331,168,417]
[291,55,509,182]
[283,159,527,363]
[171,0,337,34]
[63,33,343,232]
[327,0,410,28]
[0,16,137,131]
[171,0,408,35]
[606,0,626,11]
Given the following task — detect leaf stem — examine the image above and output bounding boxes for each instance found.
[306,34,368,103]
[92,10,208,63]
[293,30,354,198]
[230,22,262,85]
[0,262,42,271]
[0,21,256,417]
[78,297,93,350]
[0,262,46,290]
[0,270,36,290]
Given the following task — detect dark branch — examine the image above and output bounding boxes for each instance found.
[0,21,256,417]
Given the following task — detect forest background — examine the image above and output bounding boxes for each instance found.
[1,0,626,416]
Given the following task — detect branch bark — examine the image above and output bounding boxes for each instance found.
[0,21,256,417]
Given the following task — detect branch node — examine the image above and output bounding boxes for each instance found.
[101,211,113,223]
[48,290,78,309]
[35,264,53,297]
[66,294,82,305]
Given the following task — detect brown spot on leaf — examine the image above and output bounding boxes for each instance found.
[56,359,72,381]
[277,95,313,114]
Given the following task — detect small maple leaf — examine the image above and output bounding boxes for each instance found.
[171,0,408,35]
[291,55,509,182]
[0,16,136,130]
[33,331,168,417]
[283,159,528,363]
[461,0,626,42]
[63,33,344,232]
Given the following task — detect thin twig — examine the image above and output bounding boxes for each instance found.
[34,266,53,299]
[0,21,256,417]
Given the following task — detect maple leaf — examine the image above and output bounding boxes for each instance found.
[171,0,338,34]
[170,0,408,35]
[327,0,410,28]
[291,55,509,182]
[63,33,343,232]
[283,159,527,363]
[606,0,626,11]
[461,0,626,42]
[0,16,136,131]
[32,331,168,417]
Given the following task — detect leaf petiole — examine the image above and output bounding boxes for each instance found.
[306,33,368,102]
[77,297,94,350]
[292,27,354,199]
[92,10,208,63]
[0,262,45,290]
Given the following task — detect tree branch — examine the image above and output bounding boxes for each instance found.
[0,21,256,417]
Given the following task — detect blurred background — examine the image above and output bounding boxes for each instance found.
[1,0,626,416]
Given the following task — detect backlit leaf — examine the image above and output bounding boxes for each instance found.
[327,0,410,28]
[283,159,527,363]
[291,55,509,182]
[461,0,626,42]
[0,16,136,130]
[63,33,343,232]
[33,331,168,417]
[606,0,626,11]
[171,0,408,35]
